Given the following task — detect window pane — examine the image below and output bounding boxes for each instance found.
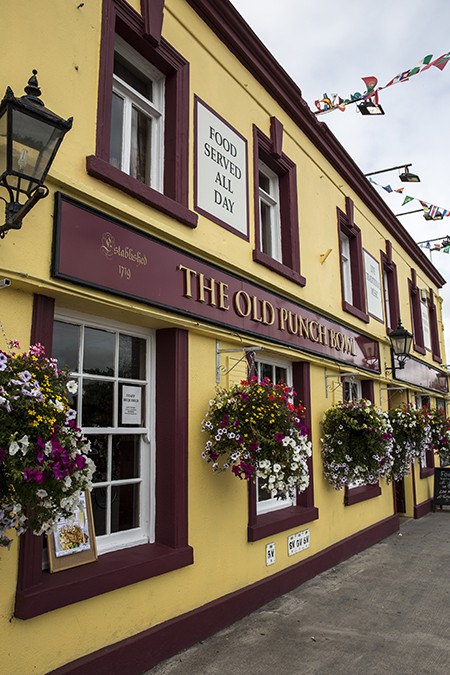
[260,201,273,255]
[91,487,107,536]
[130,107,151,184]
[111,484,140,532]
[275,367,287,384]
[110,92,124,170]
[259,170,271,194]
[114,54,153,100]
[119,334,146,379]
[112,435,140,480]
[83,327,115,376]
[82,379,114,427]
[119,383,145,427]
[89,435,108,482]
[52,321,80,371]
[260,363,273,381]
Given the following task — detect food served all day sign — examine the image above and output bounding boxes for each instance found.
[195,97,248,238]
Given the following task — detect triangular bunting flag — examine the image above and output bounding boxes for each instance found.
[402,195,414,206]
[383,185,393,193]
[394,187,404,193]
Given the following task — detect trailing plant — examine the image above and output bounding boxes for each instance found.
[0,342,95,548]
[201,377,311,499]
[321,399,394,489]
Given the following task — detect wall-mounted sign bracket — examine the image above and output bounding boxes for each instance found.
[216,340,263,382]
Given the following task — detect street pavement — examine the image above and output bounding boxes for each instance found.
[147,511,450,675]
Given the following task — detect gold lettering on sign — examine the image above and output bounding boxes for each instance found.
[234,290,252,317]
[178,263,361,358]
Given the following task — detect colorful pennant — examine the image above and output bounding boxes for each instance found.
[314,50,450,114]
[369,178,450,221]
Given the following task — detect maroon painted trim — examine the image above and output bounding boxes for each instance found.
[253,125,304,284]
[30,294,55,351]
[270,116,283,158]
[381,248,400,331]
[409,275,426,355]
[155,329,189,547]
[248,505,318,541]
[247,362,318,542]
[184,0,445,289]
[141,0,164,46]
[344,483,381,506]
[86,156,197,228]
[91,0,192,214]
[361,379,374,403]
[420,465,434,479]
[252,249,306,286]
[15,327,193,619]
[428,290,442,363]
[49,514,399,675]
[414,498,433,519]
[337,198,369,324]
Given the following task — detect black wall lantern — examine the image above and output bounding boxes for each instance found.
[0,70,72,238]
[388,320,413,371]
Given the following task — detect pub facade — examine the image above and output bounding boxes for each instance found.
[0,1,448,673]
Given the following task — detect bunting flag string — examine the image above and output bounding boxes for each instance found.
[368,177,450,221]
[314,50,450,115]
[418,239,450,254]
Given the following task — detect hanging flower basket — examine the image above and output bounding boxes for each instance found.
[321,399,394,489]
[388,404,432,480]
[0,342,95,549]
[201,377,312,499]
[426,407,450,467]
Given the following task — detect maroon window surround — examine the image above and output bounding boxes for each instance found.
[381,241,400,332]
[247,362,318,541]
[252,121,306,287]
[86,0,197,229]
[416,395,435,479]
[15,295,193,620]
[337,197,369,324]
[409,269,426,356]
[344,379,382,506]
[428,290,442,363]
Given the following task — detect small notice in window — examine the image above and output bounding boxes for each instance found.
[121,385,141,425]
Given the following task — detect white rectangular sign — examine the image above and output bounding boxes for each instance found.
[364,250,383,321]
[195,98,248,236]
[121,385,142,425]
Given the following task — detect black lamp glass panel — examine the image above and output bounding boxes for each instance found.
[10,107,64,194]
[0,110,7,176]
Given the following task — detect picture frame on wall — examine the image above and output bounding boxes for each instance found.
[47,491,98,573]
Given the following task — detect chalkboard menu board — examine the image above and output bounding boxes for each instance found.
[433,468,450,507]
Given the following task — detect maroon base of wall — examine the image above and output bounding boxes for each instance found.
[50,514,399,675]
[414,498,433,519]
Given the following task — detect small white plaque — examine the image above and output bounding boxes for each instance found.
[288,529,310,556]
[266,542,276,566]
[121,385,141,425]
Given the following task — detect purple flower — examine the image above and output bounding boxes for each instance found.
[23,468,45,484]
[274,432,284,443]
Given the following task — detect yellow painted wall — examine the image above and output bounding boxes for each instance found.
[0,1,446,673]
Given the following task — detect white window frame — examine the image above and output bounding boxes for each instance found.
[54,309,155,555]
[112,35,165,191]
[340,233,353,304]
[254,356,296,515]
[258,161,282,262]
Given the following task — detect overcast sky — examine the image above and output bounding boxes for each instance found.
[229,0,450,361]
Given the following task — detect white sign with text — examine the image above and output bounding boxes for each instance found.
[364,250,383,321]
[195,99,248,236]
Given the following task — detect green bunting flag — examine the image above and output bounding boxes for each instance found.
[402,195,414,206]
